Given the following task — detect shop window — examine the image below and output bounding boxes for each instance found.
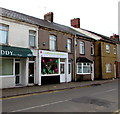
[77,63,91,74]
[49,35,56,51]
[0,24,9,44]
[0,59,13,75]
[67,39,72,52]
[80,41,85,54]
[29,30,36,47]
[106,64,112,73]
[41,58,59,75]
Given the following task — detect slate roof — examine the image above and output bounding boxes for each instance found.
[82,29,118,44]
[0,7,90,38]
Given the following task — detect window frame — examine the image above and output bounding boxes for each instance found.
[67,39,72,53]
[106,63,112,73]
[113,46,117,54]
[91,44,94,55]
[77,62,91,74]
[106,44,110,53]
[80,41,85,54]
[0,24,9,45]
[49,35,56,51]
[29,30,36,48]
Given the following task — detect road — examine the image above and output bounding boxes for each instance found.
[2,80,119,113]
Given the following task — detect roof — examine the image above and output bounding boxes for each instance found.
[0,7,89,38]
[82,29,118,44]
[70,27,101,41]
[76,57,93,63]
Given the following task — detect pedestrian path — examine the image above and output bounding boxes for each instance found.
[1,79,118,98]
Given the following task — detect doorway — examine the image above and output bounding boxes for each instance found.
[68,62,72,82]
[60,62,65,82]
[28,63,34,84]
[15,62,21,85]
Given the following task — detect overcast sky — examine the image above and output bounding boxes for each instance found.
[1,0,119,37]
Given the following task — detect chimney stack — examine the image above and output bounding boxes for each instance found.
[71,18,80,28]
[44,12,54,22]
[110,34,119,41]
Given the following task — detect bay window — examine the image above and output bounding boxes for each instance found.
[77,63,91,74]
[0,24,9,44]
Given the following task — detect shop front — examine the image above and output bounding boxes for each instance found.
[38,50,70,85]
[0,45,35,88]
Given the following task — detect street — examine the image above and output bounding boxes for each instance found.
[2,80,118,113]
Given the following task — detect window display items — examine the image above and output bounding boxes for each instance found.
[41,58,59,75]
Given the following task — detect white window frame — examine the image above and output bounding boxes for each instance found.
[113,46,116,54]
[106,44,110,53]
[29,30,36,47]
[77,62,91,74]
[49,35,56,51]
[67,39,71,52]
[91,44,94,55]
[0,24,9,44]
[106,64,112,73]
[80,41,85,54]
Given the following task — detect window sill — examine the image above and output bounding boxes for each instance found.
[77,73,91,75]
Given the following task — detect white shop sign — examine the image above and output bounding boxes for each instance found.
[39,50,68,58]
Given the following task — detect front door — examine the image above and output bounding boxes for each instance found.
[114,63,116,78]
[60,62,65,83]
[28,63,34,84]
[68,63,71,82]
[15,62,21,85]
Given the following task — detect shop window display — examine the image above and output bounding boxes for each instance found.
[41,58,59,75]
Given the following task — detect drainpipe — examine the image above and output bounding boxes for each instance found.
[74,34,77,81]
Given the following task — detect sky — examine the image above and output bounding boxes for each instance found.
[0,0,119,37]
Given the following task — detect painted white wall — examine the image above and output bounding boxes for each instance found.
[0,76,15,89]
[1,18,38,49]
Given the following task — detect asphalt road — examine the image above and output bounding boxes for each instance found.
[2,80,119,113]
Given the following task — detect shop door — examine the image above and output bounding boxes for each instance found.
[15,62,21,85]
[60,62,65,83]
[28,63,34,84]
[68,63,71,82]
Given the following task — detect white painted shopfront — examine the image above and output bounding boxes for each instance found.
[38,50,71,85]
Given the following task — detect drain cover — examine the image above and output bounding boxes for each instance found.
[71,96,114,108]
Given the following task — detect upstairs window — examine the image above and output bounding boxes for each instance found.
[29,30,36,47]
[49,35,56,51]
[106,44,110,53]
[80,41,85,54]
[113,46,116,54]
[0,24,9,44]
[67,39,72,52]
[91,44,94,55]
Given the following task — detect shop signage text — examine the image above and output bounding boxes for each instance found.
[0,50,13,56]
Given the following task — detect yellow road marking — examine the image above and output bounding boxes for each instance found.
[1,85,91,100]
[112,109,120,114]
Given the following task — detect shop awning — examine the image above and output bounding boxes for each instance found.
[0,45,33,57]
[76,57,93,63]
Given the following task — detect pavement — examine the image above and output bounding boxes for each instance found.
[1,79,118,98]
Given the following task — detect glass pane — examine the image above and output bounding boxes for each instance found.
[0,59,13,75]
[60,64,65,74]
[77,63,82,73]
[0,30,8,44]
[15,63,20,75]
[29,35,35,47]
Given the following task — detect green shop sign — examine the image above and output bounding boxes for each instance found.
[0,46,33,57]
